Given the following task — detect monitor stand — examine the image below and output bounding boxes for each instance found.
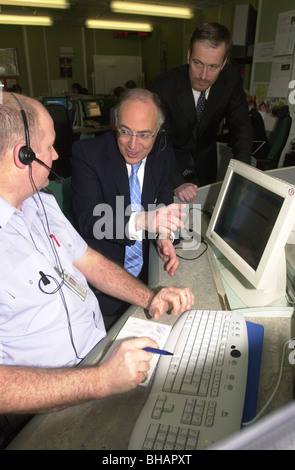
[219,255,287,308]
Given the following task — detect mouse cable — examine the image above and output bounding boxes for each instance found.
[175,237,208,261]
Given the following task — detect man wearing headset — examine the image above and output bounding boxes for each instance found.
[0,92,194,415]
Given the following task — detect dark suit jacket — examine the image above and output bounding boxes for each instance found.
[149,64,253,187]
[70,131,175,275]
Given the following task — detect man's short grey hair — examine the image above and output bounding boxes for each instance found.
[0,92,43,157]
[113,88,165,130]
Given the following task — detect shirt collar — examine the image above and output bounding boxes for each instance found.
[0,194,40,230]
[126,156,147,174]
[192,87,211,106]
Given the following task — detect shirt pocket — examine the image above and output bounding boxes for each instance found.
[0,250,61,334]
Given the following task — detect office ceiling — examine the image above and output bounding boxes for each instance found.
[0,0,234,27]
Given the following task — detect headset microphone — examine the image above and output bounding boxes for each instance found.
[18,147,64,184]
[33,157,65,185]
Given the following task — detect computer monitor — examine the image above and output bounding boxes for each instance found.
[42,96,68,108]
[206,159,295,307]
[83,100,102,118]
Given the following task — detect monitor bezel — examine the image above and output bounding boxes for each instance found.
[83,100,102,118]
[206,159,295,293]
[42,96,68,108]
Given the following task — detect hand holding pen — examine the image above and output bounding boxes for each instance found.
[143,347,173,356]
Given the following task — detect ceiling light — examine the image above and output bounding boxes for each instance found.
[0,0,69,8]
[85,19,153,32]
[110,1,194,19]
[0,14,53,25]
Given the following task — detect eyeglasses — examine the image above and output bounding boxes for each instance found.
[117,127,158,142]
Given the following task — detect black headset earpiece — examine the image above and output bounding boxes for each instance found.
[18,145,36,165]
[18,108,36,165]
[9,93,63,184]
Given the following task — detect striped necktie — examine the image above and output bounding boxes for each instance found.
[124,161,143,277]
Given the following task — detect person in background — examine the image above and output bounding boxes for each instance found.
[0,92,194,415]
[245,89,269,160]
[109,85,125,128]
[8,83,22,94]
[218,89,269,160]
[149,22,252,203]
[71,83,88,95]
[125,80,137,89]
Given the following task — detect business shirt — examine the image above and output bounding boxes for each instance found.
[0,192,105,368]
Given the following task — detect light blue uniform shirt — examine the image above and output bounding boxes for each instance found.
[0,192,106,367]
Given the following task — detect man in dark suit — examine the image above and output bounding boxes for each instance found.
[71,88,185,321]
[149,22,253,203]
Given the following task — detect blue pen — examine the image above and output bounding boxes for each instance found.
[143,347,173,356]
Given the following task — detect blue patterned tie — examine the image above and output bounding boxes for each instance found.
[124,162,143,277]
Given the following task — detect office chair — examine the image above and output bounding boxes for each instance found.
[253,105,292,171]
[45,176,72,215]
[45,104,74,179]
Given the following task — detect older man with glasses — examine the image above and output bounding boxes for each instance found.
[70,88,185,325]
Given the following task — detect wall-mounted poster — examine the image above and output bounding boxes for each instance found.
[0,48,19,76]
[60,58,72,78]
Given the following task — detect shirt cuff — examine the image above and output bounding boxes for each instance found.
[155,232,175,243]
[128,212,144,241]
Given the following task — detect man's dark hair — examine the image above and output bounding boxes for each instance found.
[189,22,233,59]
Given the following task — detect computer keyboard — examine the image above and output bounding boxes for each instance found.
[128,309,249,450]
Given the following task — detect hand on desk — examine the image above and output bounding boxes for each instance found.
[149,286,194,320]
[100,336,159,392]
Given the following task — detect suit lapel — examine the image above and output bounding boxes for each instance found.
[107,141,130,206]
[177,71,196,124]
[199,67,227,131]
[142,153,158,209]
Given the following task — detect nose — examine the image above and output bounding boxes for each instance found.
[200,65,209,80]
[128,135,138,148]
[52,146,59,161]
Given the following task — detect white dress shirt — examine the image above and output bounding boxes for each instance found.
[126,157,147,241]
[192,87,211,107]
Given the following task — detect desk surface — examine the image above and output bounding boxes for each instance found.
[7,239,295,450]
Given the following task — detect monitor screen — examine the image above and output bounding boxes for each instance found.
[206,160,295,307]
[43,97,68,108]
[83,100,102,118]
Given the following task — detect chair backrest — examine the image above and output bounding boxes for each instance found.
[45,104,74,179]
[265,105,292,169]
[46,176,72,214]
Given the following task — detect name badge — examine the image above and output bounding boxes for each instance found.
[54,267,87,301]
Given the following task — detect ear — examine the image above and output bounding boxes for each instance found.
[221,57,227,70]
[187,49,191,64]
[13,143,27,169]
